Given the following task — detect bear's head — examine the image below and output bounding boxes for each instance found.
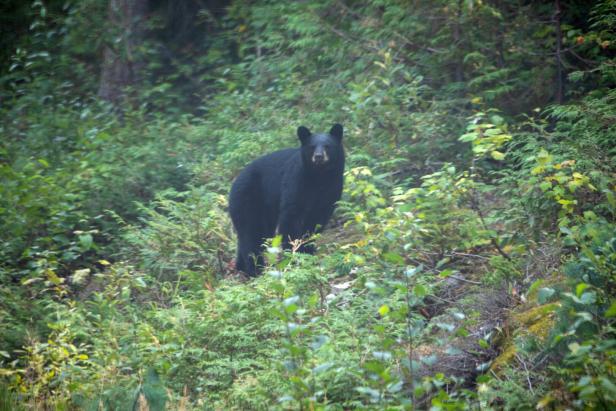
[297,124,344,171]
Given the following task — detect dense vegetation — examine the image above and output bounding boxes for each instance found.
[1,0,615,409]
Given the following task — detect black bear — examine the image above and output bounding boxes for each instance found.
[229,124,345,276]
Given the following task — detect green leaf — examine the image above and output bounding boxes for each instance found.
[134,277,147,288]
[439,269,454,278]
[21,277,43,286]
[538,287,555,303]
[568,342,580,354]
[413,284,427,298]
[489,114,505,125]
[456,327,470,337]
[579,291,596,305]
[527,279,544,301]
[382,252,405,265]
[539,181,552,191]
[387,380,403,393]
[476,375,491,383]
[271,235,282,248]
[490,150,505,160]
[605,301,616,318]
[459,132,478,142]
[378,304,390,317]
[79,233,93,250]
[356,386,381,400]
[72,268,91,285]
[575,283,590,298]
[436,257,450,268]
[284,304,298,315]
[600,377,616,399]
[313,362,333,374]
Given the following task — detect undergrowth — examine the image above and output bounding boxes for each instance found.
[1,0,615,409]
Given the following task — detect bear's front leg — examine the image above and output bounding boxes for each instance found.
[277,210,306,251]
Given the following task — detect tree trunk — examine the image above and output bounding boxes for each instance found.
[98,0,148,106]
[453,0,465,84]
[554,0,564,103]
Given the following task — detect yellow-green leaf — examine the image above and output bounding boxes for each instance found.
[491,150,505,160]
[605,301,616,318]
[378,305,390,317]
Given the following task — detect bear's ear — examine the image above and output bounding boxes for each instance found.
[329,123,343,142]
[297,126,312,145]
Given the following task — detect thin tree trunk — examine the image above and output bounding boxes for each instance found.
[495,0,506,68]
[554,0,564,103]
[98,0,148,106]
[453,0,464,83]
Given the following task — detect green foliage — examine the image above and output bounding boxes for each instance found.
[120,189,233,280]
[1,0,615,409]
[458,111,511,161]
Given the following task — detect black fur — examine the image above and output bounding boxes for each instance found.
[229,124,345,276]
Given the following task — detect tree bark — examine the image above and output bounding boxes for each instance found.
[98,0,148,106]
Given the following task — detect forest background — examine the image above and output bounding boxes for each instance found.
[1,0,615,409]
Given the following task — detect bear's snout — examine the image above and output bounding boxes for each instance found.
[312,148,329,165]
